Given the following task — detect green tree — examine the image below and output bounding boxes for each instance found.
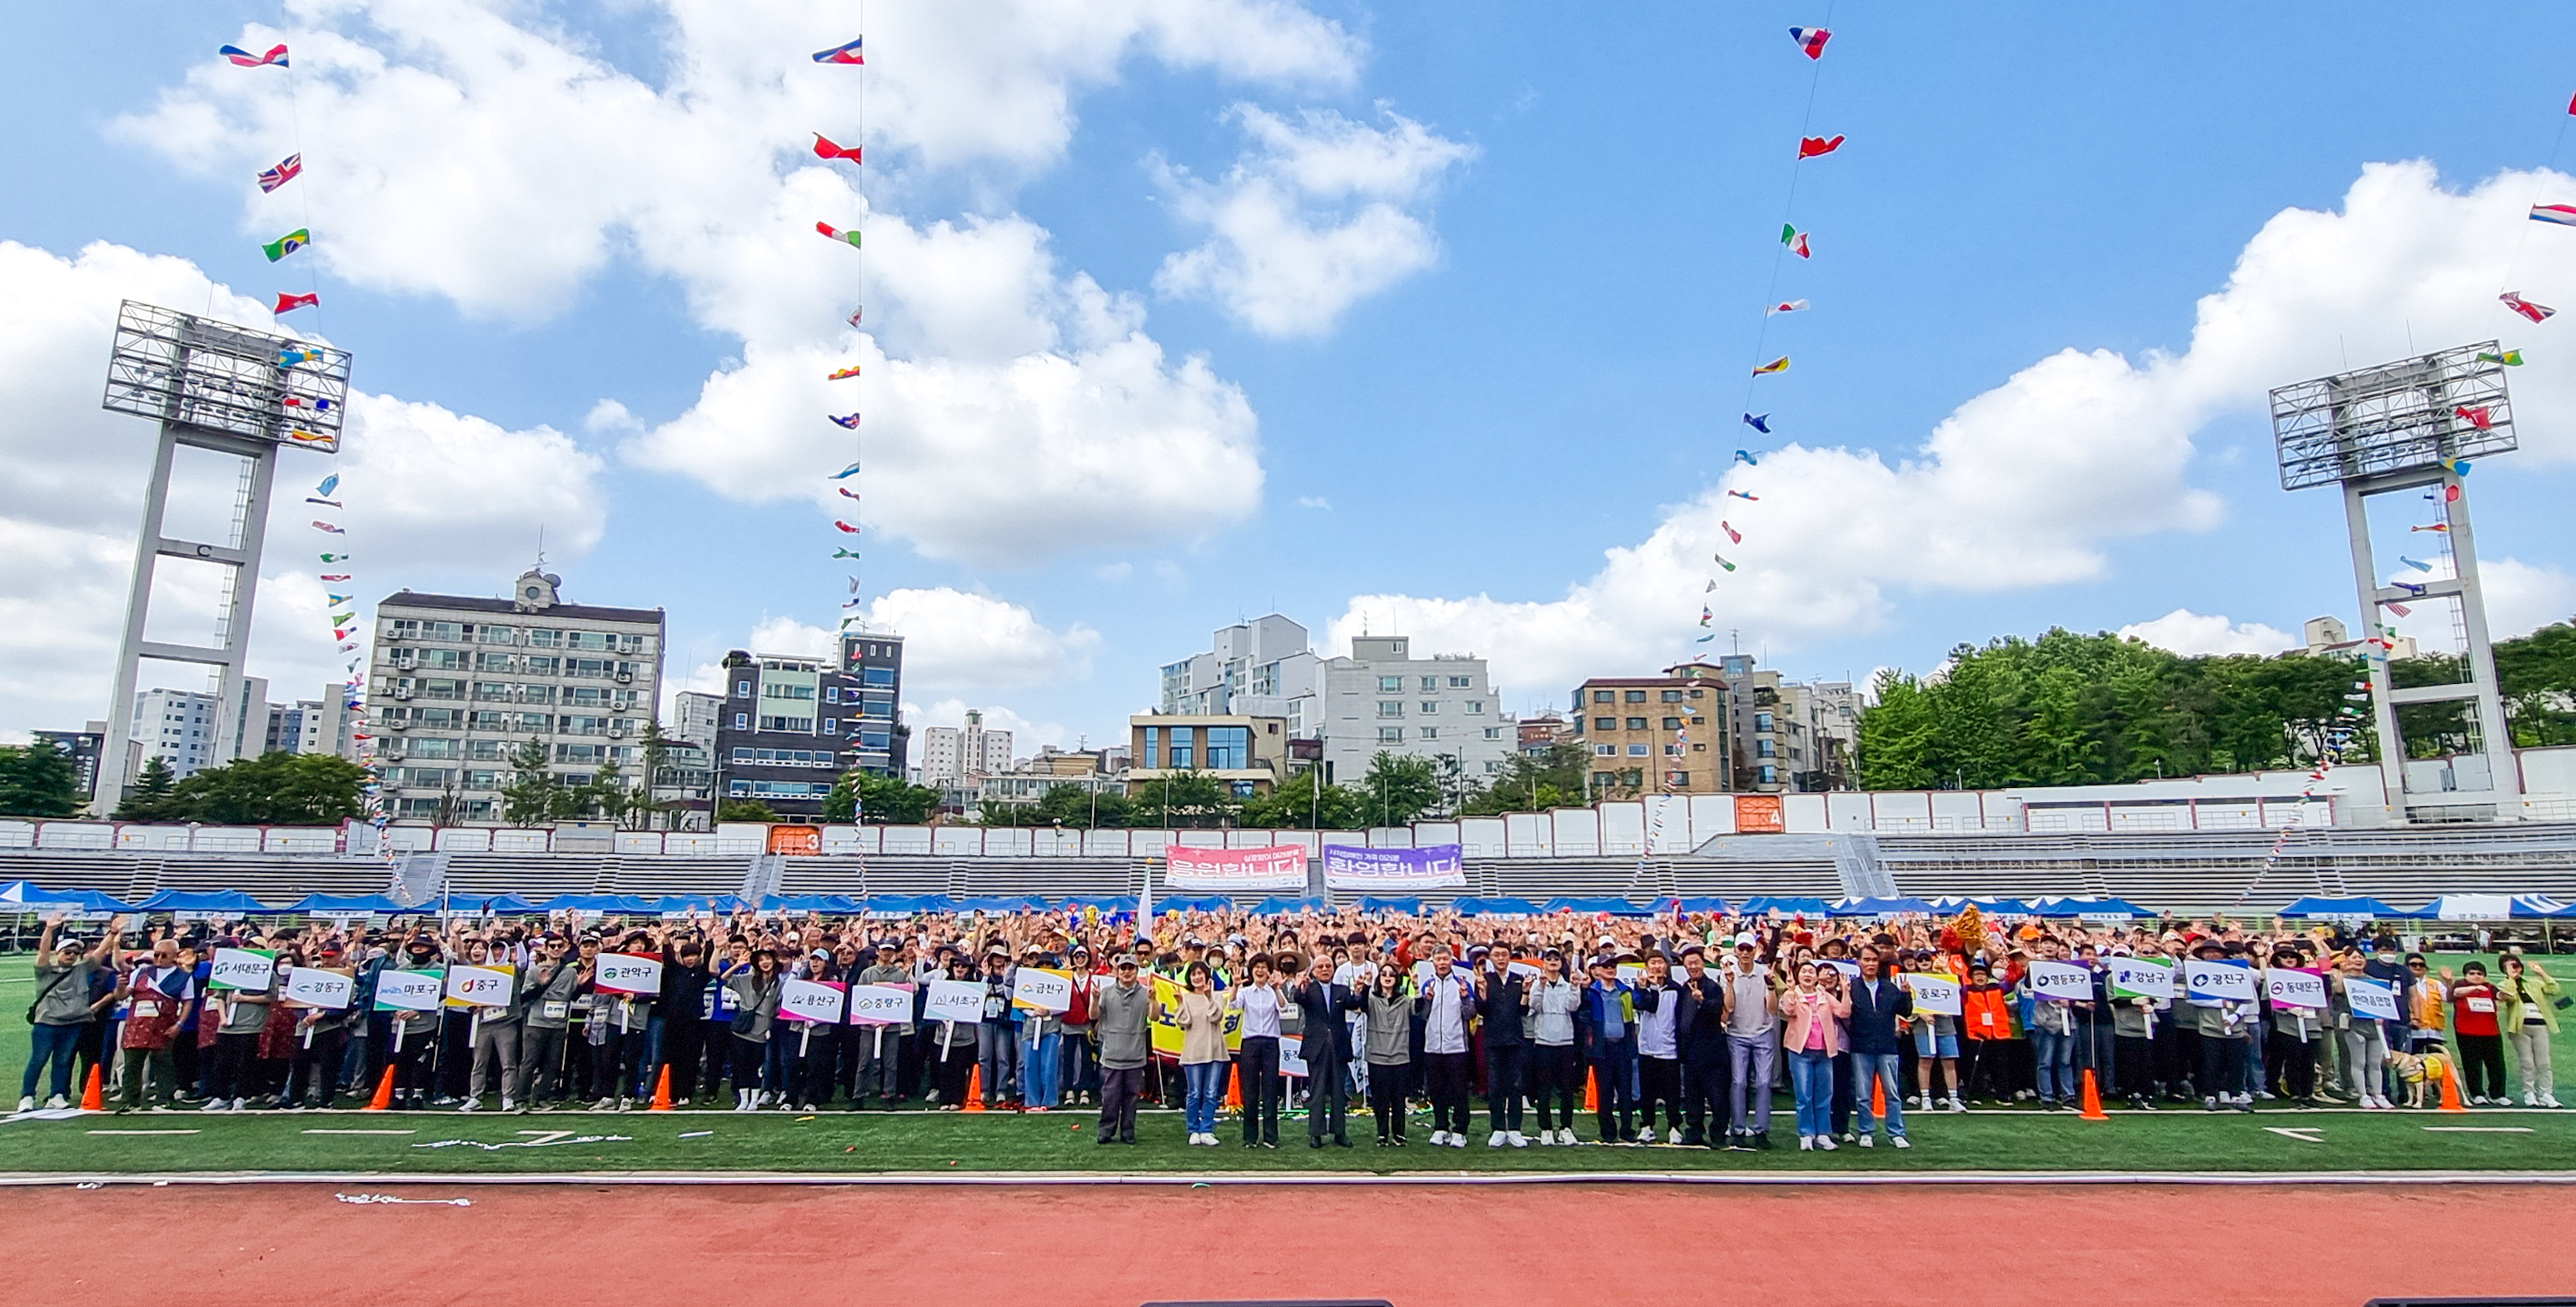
[1242,766,1368,827]
[1358,751,1440,826]
[114,756,183,822]
[163,752,368,825]
[635,721,675,829]
[824,771,942,825]
[579,759,631,826]
[1461,744,1587,816]
[0,738,82,817]
[2494,621,2576,747]
[500,736,558,826]
[1131,770,1239,828]
[716,798,779,822]
[1032,781,1133,828]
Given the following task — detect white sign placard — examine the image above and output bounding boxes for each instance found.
[593,952,664,996]
[2344,975,2400,1021]
[2185,959,2257,1002]
[444,965,516,1008]
[2107,957,2176,1000]
[1822,959,1861,980]
[208,947,277,992]
[1507,960,1542,981]
[778,977,846,1024]
[372,968,446,1012]
[2028,960,2095,1001]
[1904,973,1962,1016]
[1010,967,1075,1013]
[847,982,914,1025]
[2263,968,2329,1010]
[924,977,986,1025]
[281,967,354,1010]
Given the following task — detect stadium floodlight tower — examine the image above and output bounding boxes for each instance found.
[92,301,352,811]
[2269,340,2520,824]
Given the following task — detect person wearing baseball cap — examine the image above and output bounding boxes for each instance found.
[1092,954,1152,1144]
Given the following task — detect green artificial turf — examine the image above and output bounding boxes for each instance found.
[4,955,2571,1178]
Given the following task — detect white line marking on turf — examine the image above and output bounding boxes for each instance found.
[86,1130,198,1135]
[2422,1126,2534,1133]
[303,1129,416,1135]
[2263,1127,2324,1143]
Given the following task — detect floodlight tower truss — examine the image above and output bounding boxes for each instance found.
[2268,340,2520,823]
[92,301,352,811]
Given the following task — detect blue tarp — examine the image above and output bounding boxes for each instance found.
[1828,895,1934,917]
[1357,895,1423,914]
[137,889,276,913]
[2279,895,2409,919]
[1740,895,1832,917]
[1651,896,1733,915]
[1540,896,1653,916]
[1251,895,1329,915]
[1061,895,1138,915]
[283,893,406,915]
[478,892,543,915]
[1450,896,1542,916]
[2021,896,2153,920]
[1153,894,1235,913]
[0,882,136,912]
[1929,895,2035,915]
[760,894,863,914]
[2416,894,2569,920]
[532,894,659,915]
[956,895,1051,913]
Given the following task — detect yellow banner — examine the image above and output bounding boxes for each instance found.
[1148,974,1242,1058]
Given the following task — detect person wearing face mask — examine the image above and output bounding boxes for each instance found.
[518,933,583,1110]
[21,914,118,1112]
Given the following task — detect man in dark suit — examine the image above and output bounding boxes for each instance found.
[1289,953,1360,1147]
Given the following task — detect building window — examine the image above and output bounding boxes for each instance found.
[1485,726,1503,740]
[1662,717,1682,730]
[1379,727,1405,743]
[1378,676,1403,693]
[735,681,753,699]
[1464,701,1484,715]
[1625,717,1647,731]
[1625,690,1647,703]
[1756,711,1774,731]
[1169,736,1194,768]
[1756,740,1776,758]
[821,718,837,733]
[1377,701,1403,718]
[1447,676,1472,688]
[1662,689,1684,702]
[758,715,815,732]
[1420,728,1437,741]
[1627,744,1648,756]
[1688,688,1704,699]
[732,713,748,730]
[861,668,895,686]
[1759,765,1777,785]
[1205,726,1250,770]
[1418,701,1439,715]
[1593,716,1616,731]
[1142,726,1159,769]
[1592,690,1614,704]
[1670,773,1690,788]
[1595,744,1617,756]
[1419,676,1437,692]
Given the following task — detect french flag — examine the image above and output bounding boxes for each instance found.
[1789,27,1831,60]
[812,37,864,65]
[2531,203,2576,227]
[221,42,288,67]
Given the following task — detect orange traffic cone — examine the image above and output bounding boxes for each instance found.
[962,1065,986,1113]
[649,1065,675,1111]
[2078,1069,2110,1121]
[2438,1063,2468,1113]
[364,1064,397,1111]
[1871,1075,1887,1122]
[1224,1067,1242,1110]
[80,1064,105,1112]
[1582,1070,1598,1114]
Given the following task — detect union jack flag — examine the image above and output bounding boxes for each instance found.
[258,152,302,193]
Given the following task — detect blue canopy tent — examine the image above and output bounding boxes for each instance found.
[1450,896,1542,917]
[532,894,660,915]
[1540,895,1653,916]
[957,895,1051,913]
[1739,895,1832,917]
[763,894,864,914]
[137,889,277,915]
[2418,894,2569,920]
[1828,895,1934,917]
[2278,895,2409,920]
[283,892,406,915]
[2024,895,2153,920]
[1152,894,1235,913]
[1250,895,1328,915]
[0,880,91,912]
[1357,895,1423,914]
[1650,896,1733,915]
[46,888,141,915]
[1059,895,1138,915]
[477,892,543,915]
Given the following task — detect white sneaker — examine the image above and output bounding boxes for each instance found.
[457,1099,477,1113]
[44,1094,68,1110]
[1858,1133,1876,1148]
[2544,1095,2564,1109]
[1487,1131,1505,1148]
[1428,1130,1448,1146]
[1507,1130,1529,1147]
[1891,1135,1911,1150]
[14,1096,32,1112]
[231,1098,248,1112]
[1947,1097,1966,1113]
[1798,1135,1814,1150]
[2525,1093,2539,1107]
[592,1097,616,1111]
[1534,1129,1554,1146]
[1816,1135,1838,1151]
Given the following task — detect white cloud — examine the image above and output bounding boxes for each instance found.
[1296,495,1332,510]
[903,698,1073,754]
[0,240,608,738]
[1324,162,2576,692]
[2116,609,2298,657]
[1156,103,1474,337]
[859,587,1099,690]
[2478,558,2576,640]
[117,0,1365,563]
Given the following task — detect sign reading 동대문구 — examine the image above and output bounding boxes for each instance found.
[592,953,663,996]
[1321,843,1467,891]
[777,977,846,1024]
[2108,957,2176,1000]
[1903,973,1962,1016]
[847,982,914,1025]
[2027,960,2095,1002]
[208,947,277,992]
[2345,975,2400,1021]
[1163,844,1309,892]
[2185,959,2257,1003]
[2264,967,2329,1010]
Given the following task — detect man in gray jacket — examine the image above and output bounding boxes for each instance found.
[516,934,583,1109]
[853,945,914,1108]
[1092,955,1152,1144]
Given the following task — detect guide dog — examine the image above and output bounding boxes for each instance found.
[2388,1050,2449,1109]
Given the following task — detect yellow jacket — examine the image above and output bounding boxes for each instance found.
[2497,964,2562,1034]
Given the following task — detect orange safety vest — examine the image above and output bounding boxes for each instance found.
[1961,985,2015,1040]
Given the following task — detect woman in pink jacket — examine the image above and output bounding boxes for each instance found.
[1781,960,1851,1151]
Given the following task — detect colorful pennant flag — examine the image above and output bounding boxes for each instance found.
[2392,580,2426,596]
[813,134,864,163]
[1712,554,1736,572]
[286,429,332,444]
[833,549,860,559]
[1741,413,1771,433]
[312,521,345,534]
[257,153,302,193]
[221,43,289,67]
[830,462,862,479]
[847,307,864,327]
[263,228,310,262]
[2454,405,2495,430]
[1721,521,1741,544]
[1766,299,1809,316]
[2409,522,2449,533]
[1797,135,1846,159]
[321,574,350,581]
[816,222,861,247]
[306,496,341,507]
[2532,204,2576,227]
[1727,490,1760,501]
[2477,349,2524,366]
[829,413,861,429]
[278,347,322,366]
[1734,449,1759,465]
[827,365,863,380]
[320,553,348,561]
[1789,26,1831,59]
[838,488,862,500]
[813,37,864,64]
[835,521,862,534]
[1781,224,1811,258]
[2385,602,2413,617]
[327,594,351,605]
[316,474,340,496]
[2500,292,2555,322]
[330,611,355,626]
[1751,357,1790,375]
[2400,556,2434,571]
[282,396,334,410]
[274,292,318,314]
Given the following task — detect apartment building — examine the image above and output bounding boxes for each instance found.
[920,707,1010,787]
[1317,634,1514,789]
[1567,662,1727,798]
[1126,713,1293,797]
[1158,614,1322,736]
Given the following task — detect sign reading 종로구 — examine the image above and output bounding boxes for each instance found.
[1320,843,1466,891]
[1163,844,1309,892]
[1904,973,1962,1016]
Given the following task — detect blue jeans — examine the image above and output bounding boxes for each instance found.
[1183,1060,1225,1135]
[1727,1033,1776,1135]
[1788,1048,1835,1140]
[22,1022,82,1100]
[979,1023,1018,1103]
[1021,1030,1063,1108]
[2031,1029,2075,1102]
[1852,1051,1906,1138]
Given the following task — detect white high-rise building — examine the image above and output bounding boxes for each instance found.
[919,709,1011,786]
[1318,635,1512,792]
[263,687,354,759]
[131,676,267,781]
[1158,615,1322,737]
[673,690,722,752]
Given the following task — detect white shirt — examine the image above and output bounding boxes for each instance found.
[1637,981,1679,1058]
[1234,982,1283,1039]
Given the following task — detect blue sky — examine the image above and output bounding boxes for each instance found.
[3,0,2574,754]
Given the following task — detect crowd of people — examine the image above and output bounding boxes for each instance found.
[17,905,2564,1155]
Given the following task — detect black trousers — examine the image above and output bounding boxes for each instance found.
[1306,1057,1350,1140]
[520,1025,569,1102]
[1961,1038,2005,1100]
[1425,1050,1472,1135]
[933,1032,976,1105]
[1368,1063,1409,1138]
[2459,1032,2509,1099]
[1680,1050,1728,1140]
[2114,1035,2159,1099]
[1098,1065,1144,1141]
[284,1028,348,1107]
[2269,1030,2317,1099]
[1530,1045,1578,1130]
[1638,1055,1682,1131]
[1483,1042,1527,1133]
[2200,1034,2247,1100]
[1238,1036,1282,1143]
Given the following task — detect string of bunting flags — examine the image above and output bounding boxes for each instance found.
[807,19,870,648]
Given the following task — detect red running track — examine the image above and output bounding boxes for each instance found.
[5,1182,2562,1305]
